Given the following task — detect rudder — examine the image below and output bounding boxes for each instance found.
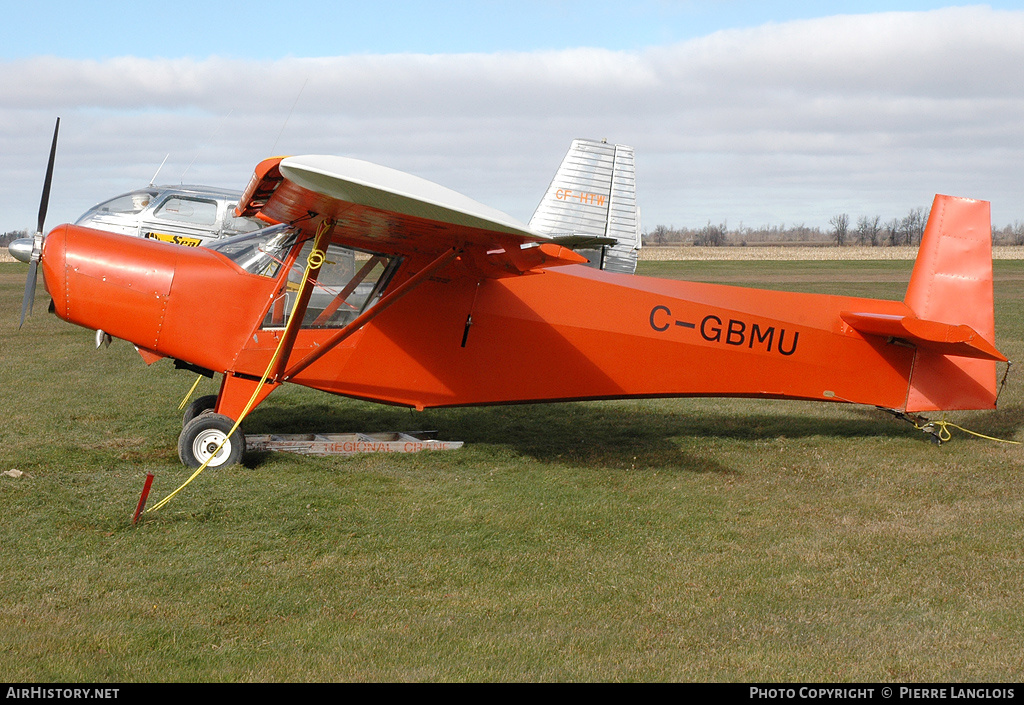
[903,195,1002,411]
[529,139,641,274]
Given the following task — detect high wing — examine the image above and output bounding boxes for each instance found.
[236,155,588,275]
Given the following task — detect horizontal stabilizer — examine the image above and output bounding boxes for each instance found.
[841,311,1006,362]
[501,242,589,273]
[549,235,618,250]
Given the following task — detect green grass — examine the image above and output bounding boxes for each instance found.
[1,260,1023,681]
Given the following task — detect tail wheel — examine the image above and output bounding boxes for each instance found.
[178,413,245,469]
[181,395,218,427]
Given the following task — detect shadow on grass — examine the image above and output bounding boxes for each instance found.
[237,396,1024,472]
[243,399,735,474]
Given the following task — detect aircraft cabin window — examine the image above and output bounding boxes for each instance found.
[154,196,218,226]
[261,241,400,330]
[78,190,158,219]
[221,205,263,235]
[207,224,299,278]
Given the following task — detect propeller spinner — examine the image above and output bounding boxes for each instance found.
[17,117,60,328]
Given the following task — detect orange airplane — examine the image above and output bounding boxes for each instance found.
[17,124,1007,469]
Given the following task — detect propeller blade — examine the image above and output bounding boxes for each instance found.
[20,117,60,328]
[19,260,38,329]
[37,117,60,236]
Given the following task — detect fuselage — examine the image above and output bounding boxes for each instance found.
[40,223,952,420]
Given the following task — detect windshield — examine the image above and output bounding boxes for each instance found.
[75,189,158,223]
[207,223,299,278]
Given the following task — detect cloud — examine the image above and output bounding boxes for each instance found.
[2,6,1023,233]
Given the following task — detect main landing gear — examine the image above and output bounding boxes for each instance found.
[175,373,277,469]
[178,411,245,469]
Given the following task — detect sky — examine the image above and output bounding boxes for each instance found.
[2,1,1023,233]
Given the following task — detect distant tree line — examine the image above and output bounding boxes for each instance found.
[643,208,1024,247]
[0,230,28,247]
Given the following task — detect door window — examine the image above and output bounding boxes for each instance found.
[262,241,400,329]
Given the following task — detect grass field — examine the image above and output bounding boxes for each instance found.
[1,258,1023,682]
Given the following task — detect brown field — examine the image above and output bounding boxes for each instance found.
[641,245,1024,261]
[5,245,1023,265]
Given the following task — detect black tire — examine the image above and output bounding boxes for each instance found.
[182,395,218,427]
[178,413,245,469]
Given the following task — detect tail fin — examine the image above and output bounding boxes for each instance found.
[529,139,641,274]
[903,194,1003,411]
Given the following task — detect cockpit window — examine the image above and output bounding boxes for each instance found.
[222,205,263,235]
[154,196,218,225]
[207,224,299,278]
[261,240,401,330]
[75,190,158,222]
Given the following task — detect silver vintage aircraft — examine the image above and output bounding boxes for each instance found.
[11,136,641,271]
[9,184,263,264]
[71,184,264,246]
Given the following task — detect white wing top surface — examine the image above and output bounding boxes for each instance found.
[279,155,542,241]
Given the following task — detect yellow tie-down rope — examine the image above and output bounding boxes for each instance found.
[830,387,1021,446]
[146,227,330,514]
[914,414,1021,445]
[177,374,205,411]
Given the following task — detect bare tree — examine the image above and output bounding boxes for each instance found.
[830,213,850,246]
[884,218,901,246]
[900,207,927,246]
[0,229,27,247]
[856,215,881,246]
[638,208,954,248]
[694,221,728,246]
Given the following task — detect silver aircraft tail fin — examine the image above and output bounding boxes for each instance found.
[529,139,641,274]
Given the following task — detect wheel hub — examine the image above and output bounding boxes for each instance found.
[193,428,231,466]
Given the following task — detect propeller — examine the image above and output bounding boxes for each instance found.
[18,117,60,328]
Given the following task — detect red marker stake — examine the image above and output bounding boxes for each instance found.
[132,473,155,525]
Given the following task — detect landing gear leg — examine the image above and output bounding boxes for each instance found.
[213,373,279,421]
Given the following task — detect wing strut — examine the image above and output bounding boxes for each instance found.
[281,247,461,382]
[270,218,338,380]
